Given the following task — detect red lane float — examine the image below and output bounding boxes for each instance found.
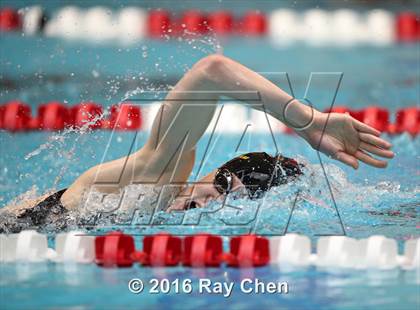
[207,11,233,35]
[392,107,420,136]
[2,101,31,131]
[95,231,135,267]
[70,102,103,129]
[418,15,420,41]
[355,106,389,132]
[134,233,182,266]
[37,102,70,130]
[94,233,270,268]
[240,11,267,36]
[224,235,270,267]
[183,234,223,267]
[0,105,4,128]
[0,8,21,31]
[0,102,419,136]
[105,103,142,130]
[148,9,171,38]
[396,12,418,42]
[181,10,208,35]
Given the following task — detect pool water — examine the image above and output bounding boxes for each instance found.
[1,263,418,310]
[0,24,419,310]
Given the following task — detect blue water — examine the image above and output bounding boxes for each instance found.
[1,262,419,310]
[0,9,419,310]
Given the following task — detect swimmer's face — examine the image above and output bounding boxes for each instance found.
[166,169,245,212]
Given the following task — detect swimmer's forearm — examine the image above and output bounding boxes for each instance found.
[197,55,316,128]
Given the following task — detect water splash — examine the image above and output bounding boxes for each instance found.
[3,160,416,239]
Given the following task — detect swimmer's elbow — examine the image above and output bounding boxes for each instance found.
[193,54,230,81]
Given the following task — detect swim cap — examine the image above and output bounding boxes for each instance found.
[214,152,302,198]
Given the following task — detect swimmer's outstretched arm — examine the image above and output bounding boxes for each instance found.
[139,54,393,170]
[61,54,393,209]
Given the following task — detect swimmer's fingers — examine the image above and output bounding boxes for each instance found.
[355,150,388,168]
[334,151,359,169]
[359,141,394,158]
[359,132,392,149]
[352,119,381,136]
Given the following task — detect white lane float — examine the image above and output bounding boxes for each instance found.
[19,6,45,35]
[401,238,419,270]
[330,9,366,46]
[269,9,301,46]
[44,6,85,40]
[116,7,147,44]
[358,235,399,269]
[316,236,361,268]
[302,9,332,46]
[44,6,146,44]
[0,230,51,262]
[365,9,395,46]
[269,234,312,266]
[53,231,95,263]
[249,109,287,133]
[83,6,116,42]
[0,234,16,262]
[206,104,248,134]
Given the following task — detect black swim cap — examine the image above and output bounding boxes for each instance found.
[214,152,302,199]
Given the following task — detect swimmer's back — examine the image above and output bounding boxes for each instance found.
[0,189,68,233]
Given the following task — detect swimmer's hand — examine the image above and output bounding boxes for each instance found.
[298,111,394,169]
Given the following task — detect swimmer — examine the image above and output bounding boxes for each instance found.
[0,55,394,231]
